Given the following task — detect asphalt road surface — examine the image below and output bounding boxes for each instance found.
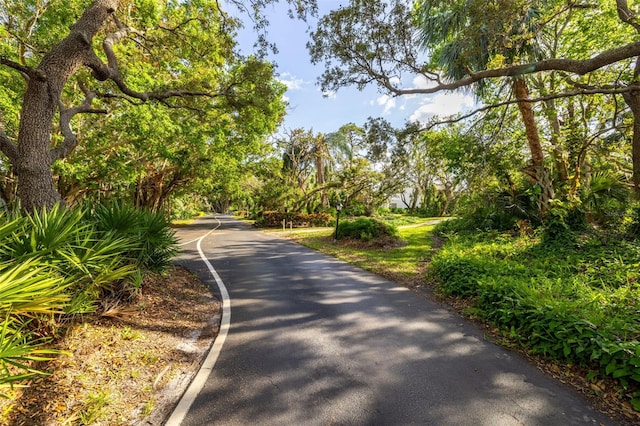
[172,215,615,425]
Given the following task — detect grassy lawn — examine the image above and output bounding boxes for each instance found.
[284,222,640,418]
[288,224,437,288]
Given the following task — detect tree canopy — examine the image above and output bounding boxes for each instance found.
[308,0,640,206]
[0,0,298,211]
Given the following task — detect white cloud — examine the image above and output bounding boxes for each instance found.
[411,75,436,90]
[322,89,337,99]
[389,76,401,87]
[376,94,396,114]
[279,72,305,90]
[409,92,475,123]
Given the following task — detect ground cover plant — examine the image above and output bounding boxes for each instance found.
[429,229,640,413]
[0,202,178,396]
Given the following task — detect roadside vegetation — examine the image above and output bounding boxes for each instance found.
[286,206,640,421]
[0,202,177,397]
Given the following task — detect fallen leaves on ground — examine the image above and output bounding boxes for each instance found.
[0,266,221,426]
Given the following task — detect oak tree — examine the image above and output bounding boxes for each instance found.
[0,0,313,211]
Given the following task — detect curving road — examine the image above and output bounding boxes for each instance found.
[168,215,616,425]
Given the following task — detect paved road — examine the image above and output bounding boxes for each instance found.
[172,215,615,425]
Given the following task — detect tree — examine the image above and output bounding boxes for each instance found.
[0,0,313,211]
[277,128,335,212]
[325,123,366,168]
[308,0,640,197]
[54,56,285,211]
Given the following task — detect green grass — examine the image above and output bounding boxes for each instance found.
[291,224,436,286]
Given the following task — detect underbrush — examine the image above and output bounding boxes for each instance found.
[0,202,177,394]
[337,217,400,241]
[429,231,640,411]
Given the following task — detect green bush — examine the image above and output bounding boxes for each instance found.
[0,260,71,394]
[0,202,179,392]
[440,185,541,233]
[430,231,640,408]
[336,217,399,241]
[89,200,178,273]
[541,206,576,247]
[2,204,139,308]
[255,211,333,228]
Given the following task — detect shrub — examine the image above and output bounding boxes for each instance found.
[581,170,629,228]
[541,203,576,247]
[0,261,70,394]
[89,200,178,273]
[255,211,333,228]
[0,202,179,393]
[439,185,540,233]
[336,217,399,241]
[429,232,640,408]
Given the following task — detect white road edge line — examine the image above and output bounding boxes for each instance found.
[165,217,231,426]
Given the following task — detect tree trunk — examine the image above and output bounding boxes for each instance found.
[622,84,640,198]
[541,98,569,185]
[16,76,64,210]
[513,77,555,213]
[9,0,118,211]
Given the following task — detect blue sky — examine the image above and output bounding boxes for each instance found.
[233,1,475,135]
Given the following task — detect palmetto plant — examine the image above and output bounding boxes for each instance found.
[0,201,178,392]
[581,171,629,225]
[0,261,70,395]
[0,314,65,395]
[89,200,178,273]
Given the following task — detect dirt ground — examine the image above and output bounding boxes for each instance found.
[0,266,221,426]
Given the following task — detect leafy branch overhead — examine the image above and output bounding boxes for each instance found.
[308,0,640,199]
[0,0,292,211]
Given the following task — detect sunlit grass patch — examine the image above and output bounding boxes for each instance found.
[290,223,437,287]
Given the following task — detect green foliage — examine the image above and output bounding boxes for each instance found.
[0,258,70,394]
[0,314,63,396]
[581,171,630,228]
[541,202,576,247]
[437,184,540,233]
[0,204,138,309]
[89,201,178,273]
[430,231,640,398]
[0,261,68,316]
[0,202,178,391]
[255,211,333,228]
[337,217,399,241]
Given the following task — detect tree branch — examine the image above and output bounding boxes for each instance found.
[425,86,637,129]
[52,91,106,161]
[82,16,232,105]
[0,56,46,81]
[383,41,640,96]
[616,0,640,32]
